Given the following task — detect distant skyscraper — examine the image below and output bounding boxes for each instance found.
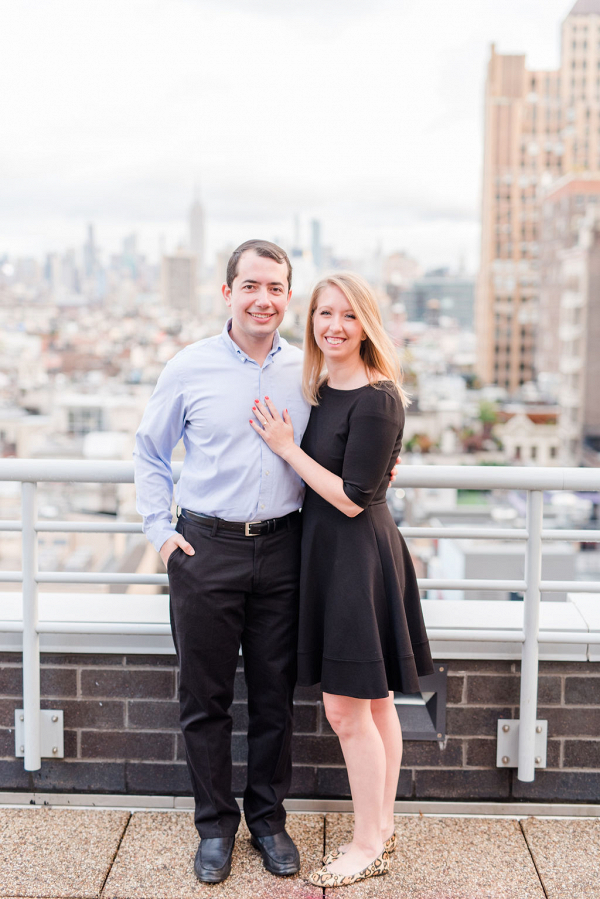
[476,0,600,392]
[189,190,205,281]
[122,233,137,257]
[83,224,96,278]
[311,219,322,270]
[121,233,138,278]
[161,252,197,312]
[291,214,302,258]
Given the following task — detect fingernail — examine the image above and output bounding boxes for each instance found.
[255,399,259,403]
[252,406,256,410]
[265,395,269,400]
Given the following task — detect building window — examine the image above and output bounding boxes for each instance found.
[550,446,558,459]
[515,446,522,459]
[68,408,104,436]
[531,446,537,460]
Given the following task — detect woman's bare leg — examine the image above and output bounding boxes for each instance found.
[322,692,386,875]
[334,691,402,854]
[371,692,402,840]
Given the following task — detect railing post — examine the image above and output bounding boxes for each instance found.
[518,489,543,782]
[21,481,41,771]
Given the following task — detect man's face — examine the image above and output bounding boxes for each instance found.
[222,251,291,345]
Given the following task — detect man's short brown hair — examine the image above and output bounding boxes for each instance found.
[226,239,292,290]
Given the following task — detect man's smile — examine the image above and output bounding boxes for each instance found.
[248,312,276,321]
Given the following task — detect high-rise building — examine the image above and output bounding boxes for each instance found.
[476,0,600,392]
[189,191,205,281]
[539,173,600,463]
[311,219,322,270]
[161,252,197,312]
[83,224,96,278]
[401,270,475,329]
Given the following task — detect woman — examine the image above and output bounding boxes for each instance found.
[249,272,433,888]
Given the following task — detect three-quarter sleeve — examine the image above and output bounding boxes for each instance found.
[341,388,403,509]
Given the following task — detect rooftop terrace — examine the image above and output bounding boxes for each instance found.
[1,805,598,898]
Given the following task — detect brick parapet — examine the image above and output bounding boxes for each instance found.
[0,653,598,801]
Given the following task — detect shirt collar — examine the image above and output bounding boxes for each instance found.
[221,318,283,364]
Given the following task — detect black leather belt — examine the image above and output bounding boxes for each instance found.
[180,508,300,537]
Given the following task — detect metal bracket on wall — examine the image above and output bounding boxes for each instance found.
[394,665,447,744]
[14,710,64,759]
[496,719,547,769]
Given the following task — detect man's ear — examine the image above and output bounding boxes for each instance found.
[222,283,232,307]
[285,289,292,310]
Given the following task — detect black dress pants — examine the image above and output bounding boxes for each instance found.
[167,513,301,839]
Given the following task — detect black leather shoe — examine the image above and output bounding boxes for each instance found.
[250,830,300,876]
[194,836,235,883]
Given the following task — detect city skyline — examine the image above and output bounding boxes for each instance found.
[1,0,573,270]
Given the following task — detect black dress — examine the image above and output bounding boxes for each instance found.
[297,381,434,699]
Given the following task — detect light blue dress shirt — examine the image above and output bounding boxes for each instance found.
[133,320,311,552]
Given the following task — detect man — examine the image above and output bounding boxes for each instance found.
[134,240,310,883]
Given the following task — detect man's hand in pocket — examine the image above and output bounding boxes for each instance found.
[159,534,195,568]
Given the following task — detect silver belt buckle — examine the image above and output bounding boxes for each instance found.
[244,520,261,536]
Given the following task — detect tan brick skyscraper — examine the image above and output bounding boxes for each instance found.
[476,0,600,391]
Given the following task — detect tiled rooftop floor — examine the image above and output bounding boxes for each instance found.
[0,808,598,899]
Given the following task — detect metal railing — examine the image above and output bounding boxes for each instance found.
[0,460,599,784]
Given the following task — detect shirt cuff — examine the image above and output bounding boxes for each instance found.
[145,522,177,554]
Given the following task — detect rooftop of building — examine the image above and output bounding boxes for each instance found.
[570,0,600,15]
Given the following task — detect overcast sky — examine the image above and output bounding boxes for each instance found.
[0,0,575,271]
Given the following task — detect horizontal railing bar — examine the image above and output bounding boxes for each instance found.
[538,632,600,643]
[392,466,600,491]
[418,631,600,644]
[36,622,172,635]
[542,530,600,542]
[2,573,594,592]
[539,581,600,592]
[37,522,143,533]
[35,573,168,585]
[3,622,600,643]
[401,528,529,540]
[30,574,535,590]
[403,527,600,542]
[0,460,599,491]
[3,520,598,542]
[0,460,182,483]
[0,520,143,533]
[0,621,171,635]
[418,579,527,591]
[428,630,525,642]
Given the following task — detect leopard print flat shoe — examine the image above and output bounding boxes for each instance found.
[322,831,397,866]
[307,850,390,888]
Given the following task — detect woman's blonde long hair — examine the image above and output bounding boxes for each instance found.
[302,271,409,407]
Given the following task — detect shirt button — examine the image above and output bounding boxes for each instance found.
[261,504,265,510]
[265,470,270,476]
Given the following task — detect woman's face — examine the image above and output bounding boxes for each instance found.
[313,285,365,364]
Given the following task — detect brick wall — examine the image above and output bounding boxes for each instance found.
[0,652,599,802]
